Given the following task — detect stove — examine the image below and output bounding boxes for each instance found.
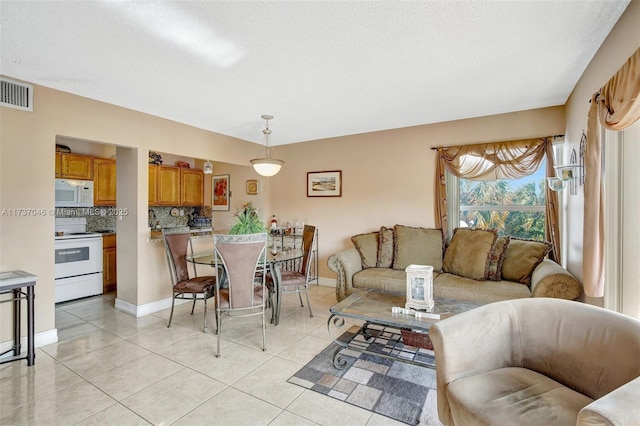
[55,218,102,240]
[54,218,103,302]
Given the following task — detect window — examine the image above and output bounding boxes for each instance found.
[448,158,547,241]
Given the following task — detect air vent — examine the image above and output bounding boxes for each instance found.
[1,78,33,111]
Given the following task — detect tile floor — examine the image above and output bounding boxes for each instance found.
[1,285,417,425]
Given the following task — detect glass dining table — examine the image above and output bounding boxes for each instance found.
[187,248,303,326]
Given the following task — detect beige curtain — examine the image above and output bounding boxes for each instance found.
[584,47,640,297]
[435,137,561,262]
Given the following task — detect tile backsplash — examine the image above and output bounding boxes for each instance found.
[148,206,211,229]
[55,206,212,231]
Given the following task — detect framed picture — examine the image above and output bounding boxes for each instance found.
[307,170,342,197]
[246,179,259,195]
[212,174,230,211]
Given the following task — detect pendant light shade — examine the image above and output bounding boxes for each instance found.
[250,115,284,177]
[203,160,213,174]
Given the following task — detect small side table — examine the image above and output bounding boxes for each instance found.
[0,270,37,366]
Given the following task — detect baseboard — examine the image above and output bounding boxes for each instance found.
[114,280,335,318]
[0,328,58,359]
[317,277,335,287]
[115,296,188,317]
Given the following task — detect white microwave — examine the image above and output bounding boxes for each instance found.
[55,179,94,207]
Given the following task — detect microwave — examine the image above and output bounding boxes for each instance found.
[55,179,94,207]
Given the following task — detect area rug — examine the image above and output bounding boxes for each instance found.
[288,326,442,425]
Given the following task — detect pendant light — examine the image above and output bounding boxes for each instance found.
[250,115,284,177]
[203,160,213,174]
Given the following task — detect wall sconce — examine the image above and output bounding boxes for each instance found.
[547,165,583,192]
[203,160,213,175]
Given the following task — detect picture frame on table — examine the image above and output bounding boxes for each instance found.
[405,264,434,311]
[212,174,230,211]
[307,170,342,197]
[246,179,259,195]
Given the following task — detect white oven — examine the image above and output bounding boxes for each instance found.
[55,218,103,303]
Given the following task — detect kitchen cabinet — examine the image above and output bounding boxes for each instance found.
[102,234,117,293]
[181,168,204,206]
[57,153,93,180]
[148,164,158,205]
[94,158,116,206]
[148,165,204,206]
[55,152,61,177]
[158,165,181,205]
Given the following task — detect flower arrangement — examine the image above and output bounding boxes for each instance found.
[229,202,267,234]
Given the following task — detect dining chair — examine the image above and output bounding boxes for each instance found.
[267,225,316,324]
[213,232,268,357]
[162,230,216,332]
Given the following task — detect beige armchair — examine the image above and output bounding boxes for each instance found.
[430,298,640,425]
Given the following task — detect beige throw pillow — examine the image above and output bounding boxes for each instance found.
[392,225,444,271]
[351,232,379,269]
[486,236,510,281]
[377,226,395,268]
[443,228,497,281]
[501,238,552,284]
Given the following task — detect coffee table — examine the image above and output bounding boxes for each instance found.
[328,289,481,369]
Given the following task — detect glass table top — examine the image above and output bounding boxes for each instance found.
[330,289,482,331]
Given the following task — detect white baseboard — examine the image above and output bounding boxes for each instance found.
[115,296,188,317]
[0,328,58,360]
[317,277,335,287]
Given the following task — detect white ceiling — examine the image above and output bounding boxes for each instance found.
[0,1,630,146]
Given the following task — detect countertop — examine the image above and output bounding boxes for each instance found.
[149,227,213,240]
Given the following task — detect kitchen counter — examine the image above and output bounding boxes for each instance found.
[149,227,213,241]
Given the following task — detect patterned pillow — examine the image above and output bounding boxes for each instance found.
[486,236,510,281]
[501,238,552,284]
[377,226,395,268]
[351,232,379,269]
[392,225,444,271]
[443,228,497,280]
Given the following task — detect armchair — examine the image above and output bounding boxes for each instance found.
[430,298,640,425]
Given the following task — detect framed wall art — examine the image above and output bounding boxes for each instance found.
[212,174,230,211]
[307,170,342,197]
[246,179,259,195]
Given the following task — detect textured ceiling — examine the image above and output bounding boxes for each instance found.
[0,1,631,145]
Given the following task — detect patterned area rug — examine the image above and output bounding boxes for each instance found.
[288,327,442,425]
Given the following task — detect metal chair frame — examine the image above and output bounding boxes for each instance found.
[271,225,316,324]
[162,230,216,332]
[213,232,268,357]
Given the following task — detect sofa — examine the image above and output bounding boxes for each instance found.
[328,225,581,303]
[430,298,640,425]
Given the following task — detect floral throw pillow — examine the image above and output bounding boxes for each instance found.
[486,236,510,281]
[377,226,395,268]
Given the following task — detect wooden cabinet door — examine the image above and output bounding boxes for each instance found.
[55,152,61,177]
[158,166,181,205]
[60,153,93,180]
[148,164,159,205]
[103,234,117,292]
[94,158,116,205]
[181,169,204,206]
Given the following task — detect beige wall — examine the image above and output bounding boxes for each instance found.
[2,0,636,345]
[0,83,259,343]
[272,107,565,280]
[563,0,639,306]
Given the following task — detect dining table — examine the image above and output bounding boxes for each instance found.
[187,247,304,326]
